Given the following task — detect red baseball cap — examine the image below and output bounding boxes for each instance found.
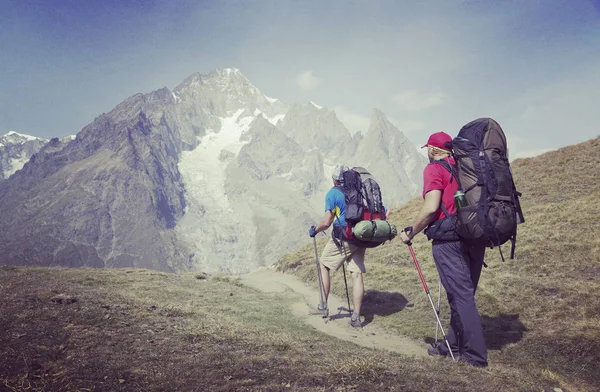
[421,131,453,150]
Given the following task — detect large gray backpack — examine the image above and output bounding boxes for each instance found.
[333,167,394,248]
[451,118,525,260]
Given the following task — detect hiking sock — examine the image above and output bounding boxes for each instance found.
[351,311,360,321]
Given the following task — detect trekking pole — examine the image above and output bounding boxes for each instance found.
[341,263,352,317]
[313,236,327,317]
[404,227,456,361]
[339,241,353,317]
[435,278,441,346]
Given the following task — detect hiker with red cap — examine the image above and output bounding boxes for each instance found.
[399,131,488,367]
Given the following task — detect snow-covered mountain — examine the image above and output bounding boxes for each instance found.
[0,131,48,180]
[0,68,426,273]
[0,132,77,180]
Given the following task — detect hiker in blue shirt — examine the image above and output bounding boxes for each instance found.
[308,165,367,328]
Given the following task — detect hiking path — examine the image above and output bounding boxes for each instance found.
[239,267,428,358]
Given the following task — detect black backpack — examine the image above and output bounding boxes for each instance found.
[333,167,394,248]
[451,118,525,260]
[341,167,385,224]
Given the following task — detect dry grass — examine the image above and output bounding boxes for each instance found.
[0,265,557,392]
[277,137,600,391]
[1,138,598,391]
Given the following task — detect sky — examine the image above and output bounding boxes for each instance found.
[1,0,599,159]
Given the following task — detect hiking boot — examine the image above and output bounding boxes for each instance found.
[348,316,362,328]
[309,304,328,318]
[427,345,459,359]
[458,357,488,368]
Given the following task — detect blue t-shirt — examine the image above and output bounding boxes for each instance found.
[325,187,347,226]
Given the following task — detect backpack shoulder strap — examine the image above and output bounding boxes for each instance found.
[330,187,346,248]
[439,203,451,218]
[431,159,458,183]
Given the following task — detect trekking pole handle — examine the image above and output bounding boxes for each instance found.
[403,226,413,246]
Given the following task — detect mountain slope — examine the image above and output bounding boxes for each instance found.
[276,136,600,390]
[0,90,188,272]
[278,103,357,162]
[1,138,596,391]
[354,109,427,206]
[0,68,426,273]
[0,131,49,180]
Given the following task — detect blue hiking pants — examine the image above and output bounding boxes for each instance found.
[432,240,488,367]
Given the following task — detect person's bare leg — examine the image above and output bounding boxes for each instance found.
[351,271,364,317]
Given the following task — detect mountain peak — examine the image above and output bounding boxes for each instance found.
[174,68,263,100]
[206,67,251,84]
[0,66,427,274]
[0,131,49,180]
[367,109,395,136]
[203,67,246,81]
[221,67,241,75]
[1,131,45,144]
[3,130,40,139]
[288,101,327,114]
[371,108,389,122]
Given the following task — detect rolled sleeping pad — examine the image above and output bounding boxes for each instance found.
[352,219,397,242]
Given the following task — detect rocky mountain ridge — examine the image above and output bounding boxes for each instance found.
[0,68,427,272]
[0,132,74,180]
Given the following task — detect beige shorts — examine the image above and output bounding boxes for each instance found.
[320,238,366,273]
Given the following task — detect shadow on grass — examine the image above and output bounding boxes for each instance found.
[482,313,528,350]
[360,289,409,326]
[424,314,528,350]
[423,313,527,349]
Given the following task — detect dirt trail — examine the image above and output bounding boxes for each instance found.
[240,267,427,358]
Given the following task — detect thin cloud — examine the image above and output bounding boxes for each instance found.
[392,90,444,111]
[509,148,556,161]
[505,134,556,161]
[395,119,426,134]
[332,106,370,135]
[295,70,321,91]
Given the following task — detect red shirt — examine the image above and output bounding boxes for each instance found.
[422,157,458,221]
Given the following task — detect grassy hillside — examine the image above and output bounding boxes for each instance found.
[0,266,559,392]
[1,137,598,391]
[277,137,600,391]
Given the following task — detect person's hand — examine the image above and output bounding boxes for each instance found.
[399,231,411,244]
[400,226,413,244]
[309,226,317,238]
